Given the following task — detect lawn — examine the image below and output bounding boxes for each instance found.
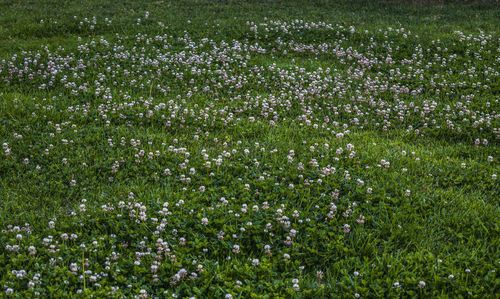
[0,0,499,297]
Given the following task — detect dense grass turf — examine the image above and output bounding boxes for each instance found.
[0,0,499,297]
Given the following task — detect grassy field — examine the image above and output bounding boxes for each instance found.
[0,0,499,297]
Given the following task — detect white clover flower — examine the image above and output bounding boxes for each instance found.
[28,246,37,255]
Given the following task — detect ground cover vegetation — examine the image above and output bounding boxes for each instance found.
[0,0,499,297]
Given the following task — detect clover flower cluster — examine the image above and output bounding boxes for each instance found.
[0,12,498,298]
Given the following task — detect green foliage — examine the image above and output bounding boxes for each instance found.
[0,0,499,297]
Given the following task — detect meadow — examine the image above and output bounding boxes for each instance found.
[0,0,499,297]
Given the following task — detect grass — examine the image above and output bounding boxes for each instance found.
[0,0,499,297]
